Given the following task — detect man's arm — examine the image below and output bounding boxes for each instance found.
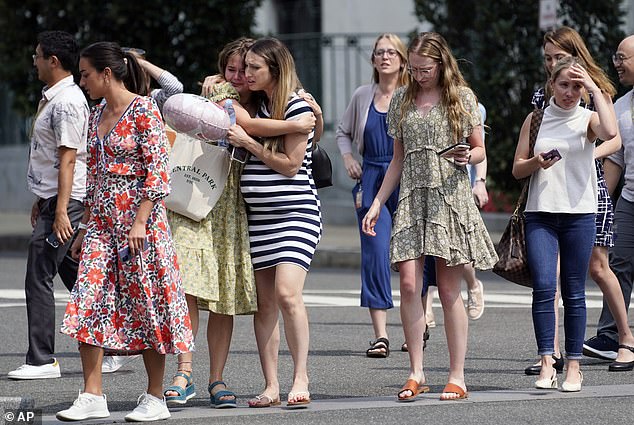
[603,158,623,197]
[52,146,77,244]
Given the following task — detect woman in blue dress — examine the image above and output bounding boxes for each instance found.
[336,33,408,357]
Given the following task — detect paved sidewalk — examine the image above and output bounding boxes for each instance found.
[0,211,506,268]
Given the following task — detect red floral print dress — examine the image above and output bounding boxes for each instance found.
[61,96,194,355]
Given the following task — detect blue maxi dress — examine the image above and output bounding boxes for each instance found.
[353,101,399,308]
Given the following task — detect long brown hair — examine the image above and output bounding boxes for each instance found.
[248,37,303,153]
[399,32,475,143]
[543,26,616,99]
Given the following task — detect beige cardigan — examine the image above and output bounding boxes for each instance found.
[335,84,377,157]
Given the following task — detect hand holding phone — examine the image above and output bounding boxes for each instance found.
[437,142,470,158]
[541,148,562,161]
[118,240,149,262]
[46,227,76,248]
[46,232,61,248]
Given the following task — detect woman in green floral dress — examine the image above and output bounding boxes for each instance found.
[362,32,497,402]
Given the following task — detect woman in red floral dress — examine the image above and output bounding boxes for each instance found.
[57,42,193,423]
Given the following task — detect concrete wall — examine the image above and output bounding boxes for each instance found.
[321,0,420,33]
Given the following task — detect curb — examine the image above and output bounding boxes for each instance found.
[313,246,360,269]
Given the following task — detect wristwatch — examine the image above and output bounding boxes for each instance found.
[475,177,486,184]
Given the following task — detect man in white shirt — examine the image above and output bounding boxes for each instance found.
[8,31,89,380]
[583,35,634,369]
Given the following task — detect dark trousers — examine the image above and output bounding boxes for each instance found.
[25,196,84,366]
[596,198,634,342]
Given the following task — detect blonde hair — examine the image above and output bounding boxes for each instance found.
[371,33,408,87]
[400,32,475,143]
[248,37,302,153]
[543,26,616,98]
[551,55,586,80]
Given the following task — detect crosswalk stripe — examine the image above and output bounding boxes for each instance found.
[0,289,624,309]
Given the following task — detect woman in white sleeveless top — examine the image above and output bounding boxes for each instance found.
[513,56,617,392]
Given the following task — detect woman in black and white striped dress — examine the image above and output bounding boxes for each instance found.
[240,96,321,270]
[227,37,321,409]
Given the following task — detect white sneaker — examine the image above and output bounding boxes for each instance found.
[56,392,110,421]
[102,355,141,373]
[124,393,171,422]
[8,359,61,380]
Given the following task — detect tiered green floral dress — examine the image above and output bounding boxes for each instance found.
[386,86,498,270]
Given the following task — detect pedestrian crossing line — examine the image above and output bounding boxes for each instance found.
[303,294,608,308]
[0,289,622,309]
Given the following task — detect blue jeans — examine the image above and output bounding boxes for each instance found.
[525,212,595,359]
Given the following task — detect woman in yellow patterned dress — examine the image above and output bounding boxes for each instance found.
[362,32,497,402]
[164,38,317,408]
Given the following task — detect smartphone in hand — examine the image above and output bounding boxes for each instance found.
[46,229,76,248]
[118,240,149,262]
[542,148,562,161]
[437,142,470,158]
[229,145,249,163]
[46,232,61,248]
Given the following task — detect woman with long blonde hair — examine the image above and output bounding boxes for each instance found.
[336,33,408,358]
[362,32,497,401]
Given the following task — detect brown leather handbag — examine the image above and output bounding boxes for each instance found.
[492,109,544,288]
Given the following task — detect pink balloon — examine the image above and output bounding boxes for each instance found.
[163,93,230,141]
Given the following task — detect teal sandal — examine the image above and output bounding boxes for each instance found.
[164,372,196,405]
[209,380,237,408]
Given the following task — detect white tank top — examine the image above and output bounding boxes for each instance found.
[525,97,596,214]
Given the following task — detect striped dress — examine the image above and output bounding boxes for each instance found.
[240,94,322,271]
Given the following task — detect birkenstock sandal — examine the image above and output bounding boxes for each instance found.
[367,337,390,358]
[440,383,468,401]
[164,372,196,405]
[208,381,237,408]
[248,394,281,408]
[286,391,311,409]
[397,378,430,402]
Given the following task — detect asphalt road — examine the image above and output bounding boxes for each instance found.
[0,252,633,425]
